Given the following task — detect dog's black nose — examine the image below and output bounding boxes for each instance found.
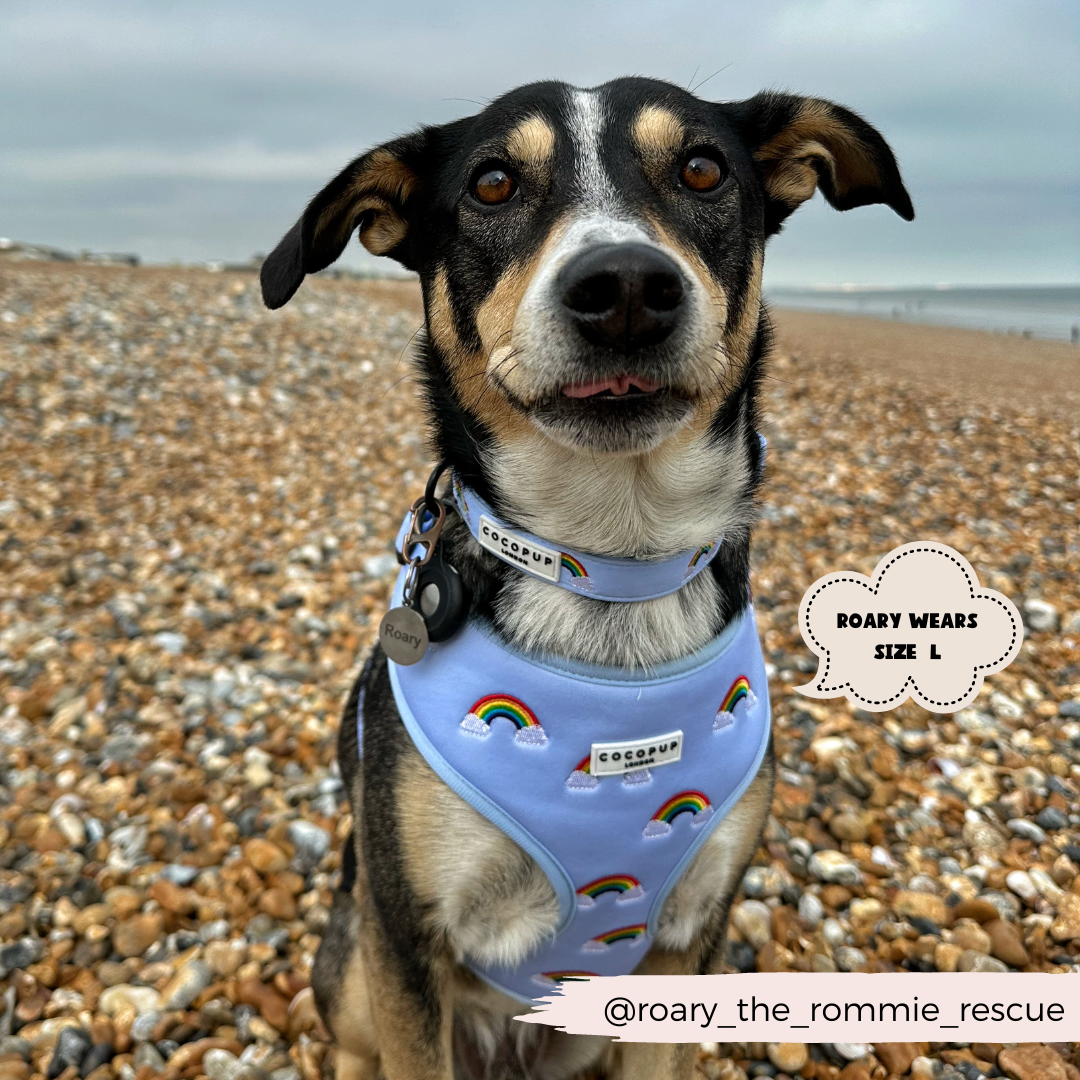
[558,243,686,353]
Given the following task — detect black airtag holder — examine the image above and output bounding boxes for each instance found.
[415,530,469,641]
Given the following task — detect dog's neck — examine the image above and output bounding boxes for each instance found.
[438,421,760,670]
[429,324,767,670]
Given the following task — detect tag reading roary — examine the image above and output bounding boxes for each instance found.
[590,730,683,776]
[477,514,561,583]
[379,606,429,666]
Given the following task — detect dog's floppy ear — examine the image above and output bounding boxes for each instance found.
[261,131,427,309]
[729,92,914,236]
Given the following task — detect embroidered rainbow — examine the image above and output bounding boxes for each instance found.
[460,694,547,745]
[452,476,470,520]
[577,875,640,900]
[560,553,588,578]
[720,676,751,713]
[687,543,713,570]
[715,675,753,731]
[654,790,710,822]
[566,754,597,790]
[643,790,713,838]
[593,924,647,946]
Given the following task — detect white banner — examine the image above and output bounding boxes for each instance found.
[515,972,1079,1042]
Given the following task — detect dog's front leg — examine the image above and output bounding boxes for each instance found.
[359,895,456,1080]
[609,946,702,1080]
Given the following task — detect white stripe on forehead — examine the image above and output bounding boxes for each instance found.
[568,88,617,209]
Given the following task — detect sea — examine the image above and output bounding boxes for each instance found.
[763,285,1080,344]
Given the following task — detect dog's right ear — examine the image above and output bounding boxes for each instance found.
[260,131,427,309]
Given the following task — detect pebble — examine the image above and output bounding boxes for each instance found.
[98,986,162,1017]
[1007,818,1047,844]
[130,1011,160,1043]
[834,946,866,971]
[984,918,1030,967]
[951,921,991,954]
[935,942,963,971]
[46,1026,91,1079]
[998,1044,1070,1080]
[133,1042,166,1072]
[956,950,1008,972]
[952,898,1002,923]
[766,1044,807,1073]
[893,891,948,926]
[1051,894,1080,942]
[236,979,291,1033]
[286,820,331,871]
[0,939,41,977]
[797,892,823,928]
[1023,597,1059,632]
[874,1045,927,1075]
[822,918,846,947]
[161,959,214,1010]
[807,850,862,885]
[1005,870,1040,903]
[111,913,164,959]
[732,901,772,951]
[1036,806,1069,832]
[832,1044,874,1062]
[243,839,290,875]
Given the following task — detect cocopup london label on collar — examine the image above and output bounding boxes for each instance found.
[477,514,561,583]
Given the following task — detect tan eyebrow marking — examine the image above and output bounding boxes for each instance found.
[632,105,686,170]
[506,115,557,171]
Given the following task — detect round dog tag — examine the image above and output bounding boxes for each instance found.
[379,606,430,665]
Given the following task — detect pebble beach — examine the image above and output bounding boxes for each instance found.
[1,261,1078,1080]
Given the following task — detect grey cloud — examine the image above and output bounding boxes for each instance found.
[2,0,1077,282]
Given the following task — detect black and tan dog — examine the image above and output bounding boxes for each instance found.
[261,77,912,1080]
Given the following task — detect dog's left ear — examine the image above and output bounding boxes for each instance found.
[261,131,428,309]
[728,92,914,236]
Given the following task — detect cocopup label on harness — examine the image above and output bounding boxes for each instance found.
[478,514,561,582]
[590,730,683,777]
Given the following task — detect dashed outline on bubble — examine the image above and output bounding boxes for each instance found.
[801,545,1019,709]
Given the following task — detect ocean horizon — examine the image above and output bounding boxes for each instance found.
[764,284,1080,343]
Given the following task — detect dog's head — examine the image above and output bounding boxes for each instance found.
[263,78,911,460]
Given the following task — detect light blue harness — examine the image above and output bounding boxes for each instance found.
[362,468,771,1004]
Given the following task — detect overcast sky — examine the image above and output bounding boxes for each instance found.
[3,0,1077,285]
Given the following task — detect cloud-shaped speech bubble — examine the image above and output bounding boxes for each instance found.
[796,542,1022,713]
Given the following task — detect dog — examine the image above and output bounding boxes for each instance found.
[260,76,912,1080]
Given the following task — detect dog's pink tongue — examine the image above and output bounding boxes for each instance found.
[562,375,659,398]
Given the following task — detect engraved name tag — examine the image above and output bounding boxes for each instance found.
[590,730,683,776]
[477,514,561,583]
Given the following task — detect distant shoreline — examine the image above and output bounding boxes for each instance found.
[766,284,1080,344]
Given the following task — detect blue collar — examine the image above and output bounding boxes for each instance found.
[448,433,766,604]
[450,477,723,603]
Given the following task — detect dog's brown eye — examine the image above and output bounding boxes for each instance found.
[680,154,725,192]
[472,166,517,205]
